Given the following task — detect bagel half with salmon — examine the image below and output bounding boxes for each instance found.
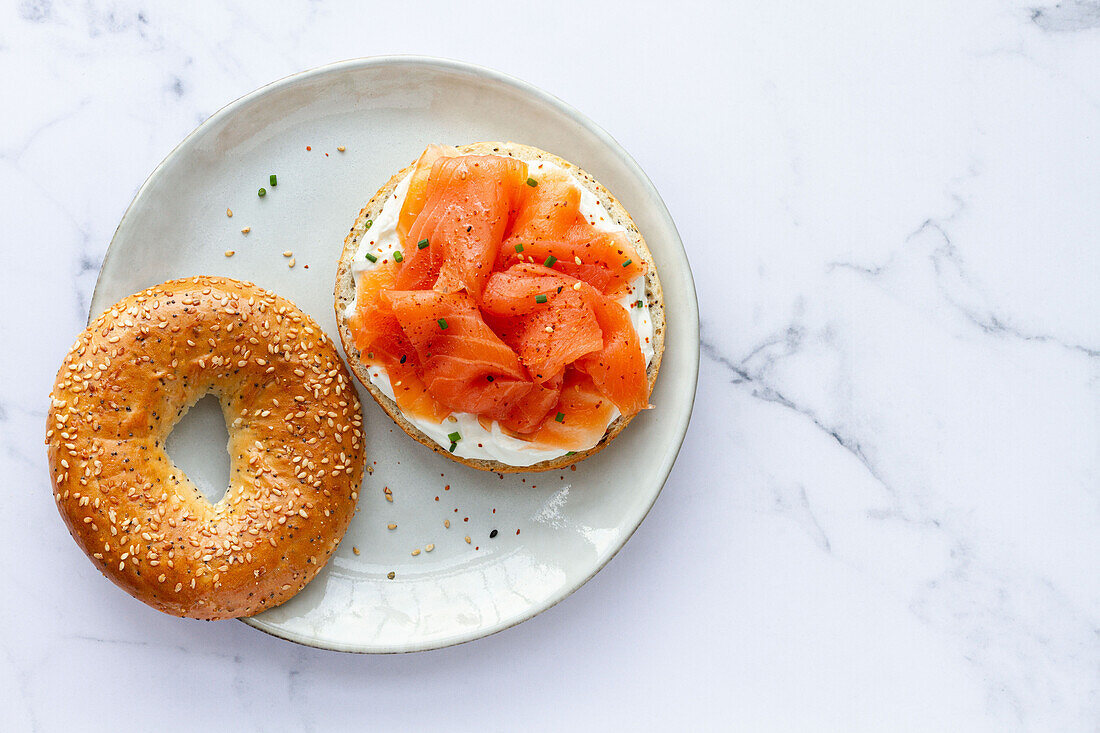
[334,142,664,473]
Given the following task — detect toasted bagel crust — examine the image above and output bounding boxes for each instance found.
[334,142,664,472]
[47,276,365,619]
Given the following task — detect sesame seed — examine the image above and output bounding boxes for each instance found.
[465,536,471,544]
[226,208,233,217]
[352,546,360,555]
[288,258,295,268]
[241,227,250,234]
[337,146,346,152]
[425,544,435,552]
[387,523,397,530]
[411,549,420,556]
[283,251,293,257]
[225,250,235,257]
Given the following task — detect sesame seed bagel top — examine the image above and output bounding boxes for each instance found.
[46,276,365,619]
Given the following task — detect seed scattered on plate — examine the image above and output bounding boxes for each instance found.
[224,250,235,257]
[444,519,450,529]
[337,145,346,152]
[282,250,293,257]
[386,571,395,579]
[226,208,233,218]
[489,529,498,538]
[241,226,251,234]
[386,523,396,530]
[425,544,435,552]
[411,549,420,556]
[288,258,295,268]
[352,546,360,555]
[464,536,471,544]
[574,256,582,265]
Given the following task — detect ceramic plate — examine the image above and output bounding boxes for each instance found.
[91,57,698,652]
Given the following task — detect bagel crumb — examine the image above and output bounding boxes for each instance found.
[352,546,360,555]
[387,571,395,579]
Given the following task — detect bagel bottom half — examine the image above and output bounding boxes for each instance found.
[46,276,364,619]
[334,141,665,473]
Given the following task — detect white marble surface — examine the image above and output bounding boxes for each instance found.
[2,1,1097,730]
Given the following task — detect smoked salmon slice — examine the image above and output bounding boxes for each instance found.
[482,265,604,382]
[384,289,537,420]
[347,264,452,423]
[483,263,648,417]
[396,144,459,248]
[500,167,646,296]
[397,155,528,297]
[530,369,617,449]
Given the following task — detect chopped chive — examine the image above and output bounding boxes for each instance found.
[437,318,448,330]
[364,252,378,263]
[622,258,633,267]
[514,243,524,253]
[526,177,538,187]
[447,431,461,443]
[367,352,374,359]
[257,187,266,197]
[418,238,430,249]
[544,255,557,267]
[392,251,404,262]
[555,412,565,423]
[365,219,373,230]
[448,442,457,453]
[565,451,577,456]
[635,299,644,308]
[269,174,277,187]
[399,354,407,364]
[535,294,548,304]
[486,375,494,382]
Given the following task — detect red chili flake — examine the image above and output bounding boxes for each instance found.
[516,529,521,535]
[306,146,311,151]
[434,496,439,502]
[325,152,329,157]
[444,485,450,491]
[463,517,468,522]
[492,508,495,514]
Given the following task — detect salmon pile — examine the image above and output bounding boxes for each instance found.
[347,146,650,451]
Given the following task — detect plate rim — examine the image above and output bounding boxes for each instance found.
[92,54,700,654]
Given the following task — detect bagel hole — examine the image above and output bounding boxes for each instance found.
[165,393,231,505]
